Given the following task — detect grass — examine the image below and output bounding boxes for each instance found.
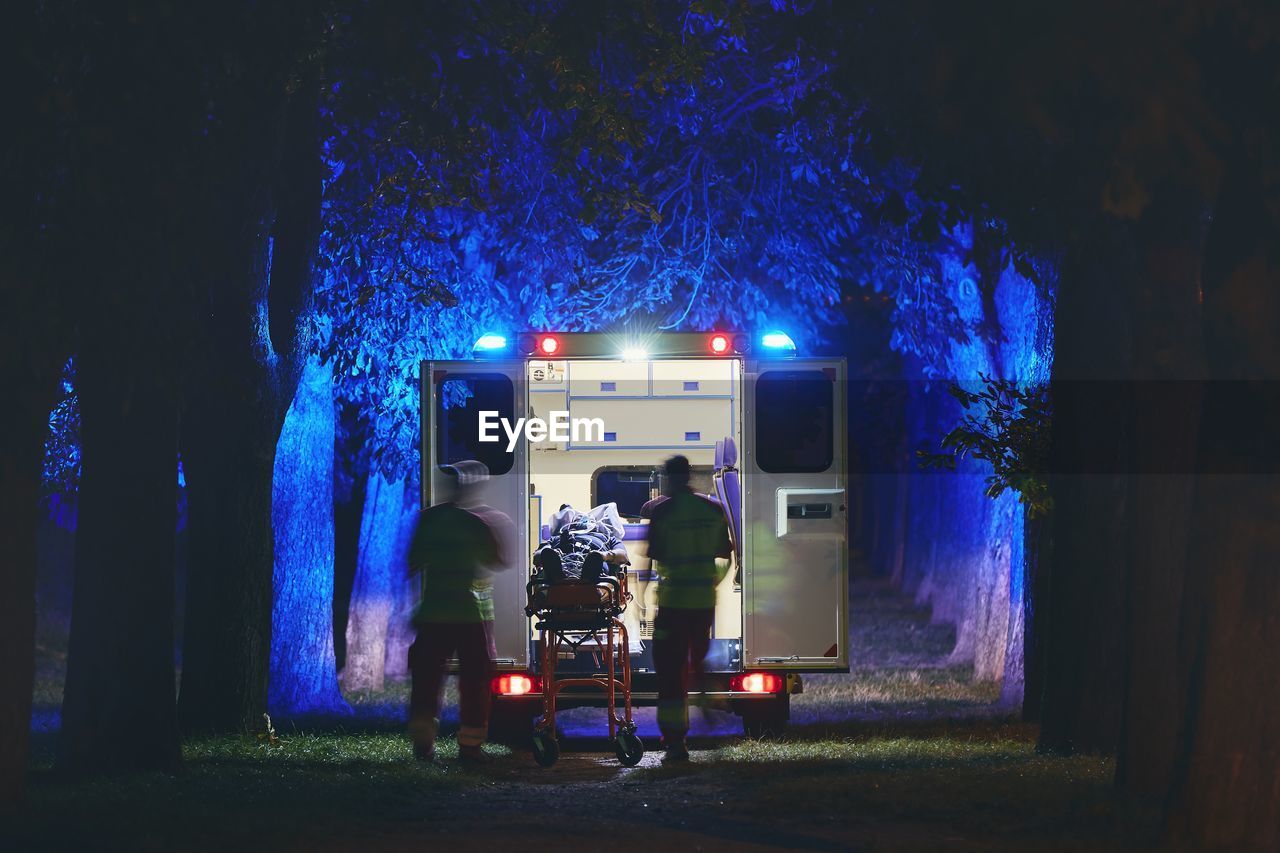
[678,728,1116,841]
[10,582,1130,850]
[10,725,1121,851]
[799,665,1000,713]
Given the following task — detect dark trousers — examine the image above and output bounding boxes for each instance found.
[408,620,495,749]
[653,606,714,742]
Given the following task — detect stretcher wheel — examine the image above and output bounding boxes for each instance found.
[614,731,645,767]
[531,732,560,767]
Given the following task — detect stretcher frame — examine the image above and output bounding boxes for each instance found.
[524,570,644,767]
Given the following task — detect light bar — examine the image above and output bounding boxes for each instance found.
[761,332,796,351]
[511,331,762,358]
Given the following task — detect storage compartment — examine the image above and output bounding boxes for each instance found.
[567,359,648,397]
[651,358,735,396]
[568,398,729,448]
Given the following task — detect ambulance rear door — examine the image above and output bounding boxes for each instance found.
[742,358,848,670]
[422,360,529,670]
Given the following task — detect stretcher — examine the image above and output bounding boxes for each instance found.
[524,568,645,767]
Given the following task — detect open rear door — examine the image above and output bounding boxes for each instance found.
[422,360,529,669]
[742,358,848,670]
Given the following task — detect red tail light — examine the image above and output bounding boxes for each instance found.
[539,335,560,355]
[709,333,730,354]
[732,672,784,694]
[492,674,541,696]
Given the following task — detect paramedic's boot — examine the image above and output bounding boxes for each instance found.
[661,738,690,763]
[409,716,438,763]
[458,744,487,764]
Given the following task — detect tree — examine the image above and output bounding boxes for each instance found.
[813,0,1279,844]
[44,2,211,775]
[177,4,328,733]
[270,355,349,717]
[60,322,181,774]
[1169,154,1280,848]
[0,2,69,804]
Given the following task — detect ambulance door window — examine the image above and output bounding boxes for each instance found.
[436,374,515,475]
[592,468,656,520]
[755,370,834,473]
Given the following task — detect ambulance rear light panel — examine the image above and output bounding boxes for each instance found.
[731,672,785,694]
[492,673,542,696]
[471,331,797,359]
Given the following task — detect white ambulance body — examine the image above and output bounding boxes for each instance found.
[421,330,847,735]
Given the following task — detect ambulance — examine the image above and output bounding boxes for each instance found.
[421,330,848,738]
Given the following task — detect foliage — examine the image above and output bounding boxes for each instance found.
[316,1,871,485]
[41,359,80,529]
[918,376,1053,518]
[36,1,1057,507]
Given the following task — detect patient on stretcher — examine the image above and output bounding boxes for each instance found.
[533,502,629,584]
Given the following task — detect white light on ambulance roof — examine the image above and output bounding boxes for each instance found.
[473,333,508,351]
[761,332,796,350]
[621,347,648,361]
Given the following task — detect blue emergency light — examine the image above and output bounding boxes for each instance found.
[761,331,796,351]
[472,333,509,356]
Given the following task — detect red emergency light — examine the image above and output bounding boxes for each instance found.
[492,674,541,696]
[538,335,560,355]
[731,672,784,694]
[709,333,730,354]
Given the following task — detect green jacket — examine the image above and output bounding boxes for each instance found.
[409,502,508,624]
[646,489,732,610]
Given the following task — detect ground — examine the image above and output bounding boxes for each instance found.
[5,582,1129,851]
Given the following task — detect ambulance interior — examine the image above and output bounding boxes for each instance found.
[526,357,743,674]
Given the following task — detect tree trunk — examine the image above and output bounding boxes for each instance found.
[269,356,349,717]
[1018,511,1051,722]
[60,341,181,774]
[0,393,50,805]
[997,508,1028,712]
[179,352,288,733]
[1168,162,1280,849]
[1115,192,1206,803]
[178,70,321,733]
[0,0,66,806]
[341,473,409,695]
[1040,226,1133,755]
[382,498,421,683]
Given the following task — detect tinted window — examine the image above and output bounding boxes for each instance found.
[592,465,717,519]
[756,370,834,473]
[435,374,515,476]
[592,468,657,520]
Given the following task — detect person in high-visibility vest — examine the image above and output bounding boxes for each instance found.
[645,454,731,762]
[407,460,512,763]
